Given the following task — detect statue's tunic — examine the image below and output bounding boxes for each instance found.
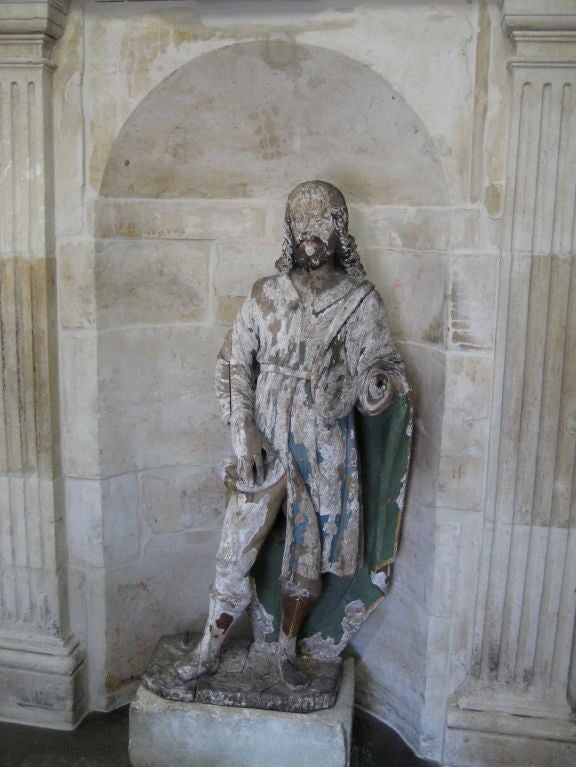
[226,272,406,598]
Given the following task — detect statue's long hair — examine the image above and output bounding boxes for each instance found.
[275,180,365,278]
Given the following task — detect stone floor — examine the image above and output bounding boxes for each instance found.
[0,706,437,767]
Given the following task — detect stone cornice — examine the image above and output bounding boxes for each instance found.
[0,0,69,60]
[500,1,576,62]
[500,0,576,34]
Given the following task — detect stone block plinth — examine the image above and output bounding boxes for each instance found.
[129,657,354,767]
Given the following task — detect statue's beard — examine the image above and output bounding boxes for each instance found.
[293,236,332,271]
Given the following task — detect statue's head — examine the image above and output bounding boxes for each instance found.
[275,180,365,278]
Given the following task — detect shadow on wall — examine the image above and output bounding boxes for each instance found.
[90,40,449,728]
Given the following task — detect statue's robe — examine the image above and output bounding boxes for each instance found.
[216,271,412,657]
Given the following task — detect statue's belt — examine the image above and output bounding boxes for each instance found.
[259,363,312,380]
[257,282,376,388]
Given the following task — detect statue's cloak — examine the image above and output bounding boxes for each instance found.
[251,392,412,656]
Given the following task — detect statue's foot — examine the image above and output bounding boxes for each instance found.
[278,653,311,691]
[173,649,219,684]
[142,649,219,694]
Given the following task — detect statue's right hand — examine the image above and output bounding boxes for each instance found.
[231,418,274,487]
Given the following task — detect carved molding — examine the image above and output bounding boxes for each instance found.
[0,0,69,62]
[501,0,576,62]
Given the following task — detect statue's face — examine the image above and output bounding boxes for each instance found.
[289,193,336,271]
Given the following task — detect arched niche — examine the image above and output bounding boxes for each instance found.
[90,40,449,731]
[100,39,449,204]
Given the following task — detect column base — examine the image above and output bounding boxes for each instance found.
[446,697,576,767]
[0,629,86,730]
[129,656,355,767]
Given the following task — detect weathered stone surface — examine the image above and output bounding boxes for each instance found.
[58,241,97,329]
[130,657,354,767]
[214,241,278,298]
[100,41,448,204]
[399,343,445,495]
[103,531,222,693]
[52,4,85,238]
[140,464,224,535]
[95,240,210,328]
[354,207,479,253]
[448,254,497,350]
[438,353,492,512]
[0,632,85,730]
[60,331,99,478]
[352,585,428,752]
[66,474,140,568]
[364,249,448,345]
[444,726,576,767]
[98,325,229,475]
[95,199,266,240]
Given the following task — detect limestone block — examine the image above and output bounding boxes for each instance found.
[354,207,479,253]
[66,475,140,568]
[214,241,278,298]
[363,249,447,345]
[448,511,484,688]
[58,241,96,329]
[52,5,84,238]
[65,479,104,568]
[129,658,355,767]
[419,615,454,756]
[101,474,141,565]
[214,295,246,326]
[140,464,224,535]
[213,240,279,323]
[352,587,428,748]
[449,254,497,349]
[438,353,492,511]
[400,343,446,488]
[103,530,221,691]
[444,727,576,767]
[389,500,435,611]
[266,200,288,242]
[98,325,229,475]
[95,199,266,241]
[60,331,99,478]
[427,518,461,618]
[95,240,210,328]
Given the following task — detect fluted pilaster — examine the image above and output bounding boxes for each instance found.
[448,6,576,763]
[0,0,84,730]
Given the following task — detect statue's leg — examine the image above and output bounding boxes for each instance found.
[277,592,317,689]
[171,474,287,685]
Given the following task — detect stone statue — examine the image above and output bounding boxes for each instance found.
[145,180,412,701]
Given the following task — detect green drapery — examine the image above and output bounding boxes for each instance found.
[252,392,412,645]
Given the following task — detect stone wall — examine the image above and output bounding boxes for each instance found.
[0,1,574,765]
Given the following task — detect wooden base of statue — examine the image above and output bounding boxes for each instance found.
[141,633,343,713]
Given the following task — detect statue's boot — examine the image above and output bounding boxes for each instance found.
[149,592,246,690]
[277,594,316,690]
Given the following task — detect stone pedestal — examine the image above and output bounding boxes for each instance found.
[129,657,354,767]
